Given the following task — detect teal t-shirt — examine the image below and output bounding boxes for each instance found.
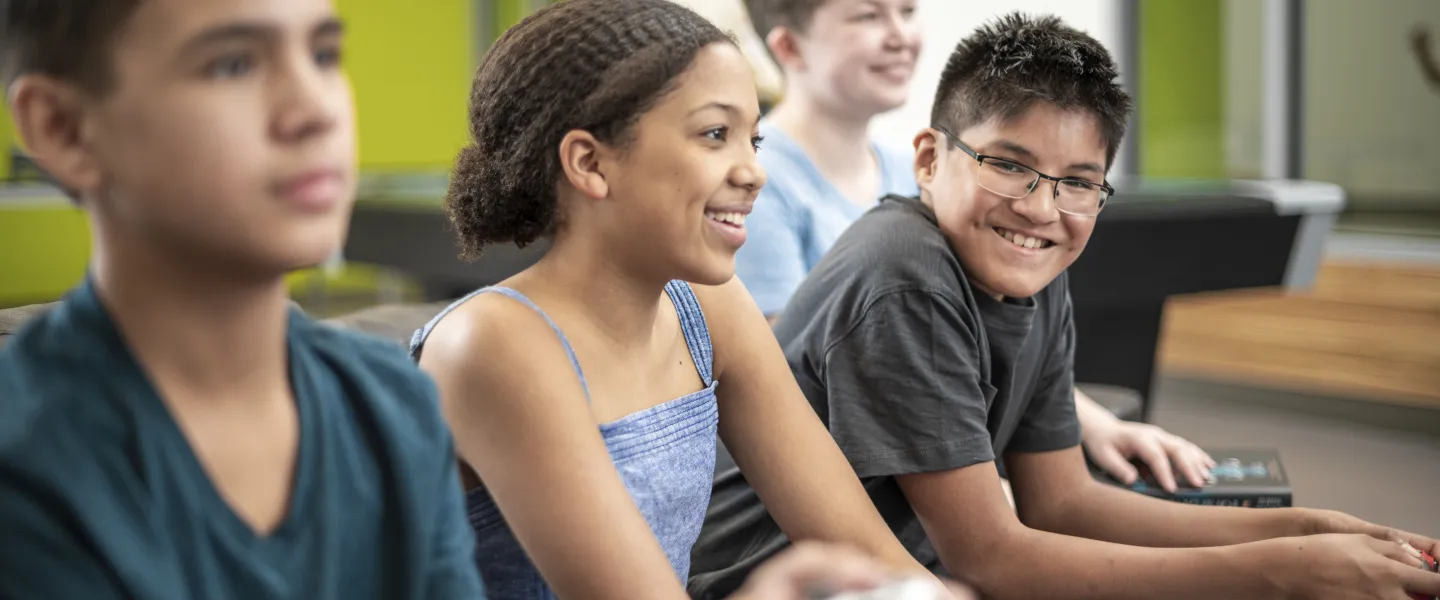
[0,279,485,600]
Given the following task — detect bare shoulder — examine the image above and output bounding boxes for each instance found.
[688,276,776,378]
[416,291,585,407]
[688,277,757,324]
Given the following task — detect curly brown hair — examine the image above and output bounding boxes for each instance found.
[446,0,733,260]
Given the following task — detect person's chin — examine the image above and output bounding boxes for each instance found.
[684,254,737,287]
[269,228,346,273]
[970,264,1054,300]
[859,90,908,115]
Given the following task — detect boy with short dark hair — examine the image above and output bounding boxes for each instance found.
[734,0,1212,496]
[691,12,1440,600]
[0,0,484,597]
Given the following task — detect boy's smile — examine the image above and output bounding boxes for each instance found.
[992,226,1057,251]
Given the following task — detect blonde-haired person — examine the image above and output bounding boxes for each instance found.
[669,0,785,105]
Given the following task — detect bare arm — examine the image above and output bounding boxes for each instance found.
[694,278,926,575]
[1007,444,1307,548]
[418,296,688,600]
[897,458,1440,600]
[897,460,1278,599]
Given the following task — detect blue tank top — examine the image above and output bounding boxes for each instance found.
[409,281,719,599]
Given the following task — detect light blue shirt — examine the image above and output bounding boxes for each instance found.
[736,121,919,315]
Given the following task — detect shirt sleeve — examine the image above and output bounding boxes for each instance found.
[1008,284,1083,454]
[0,476,127,600]
[821,290,997,478]
[732,181,808,316]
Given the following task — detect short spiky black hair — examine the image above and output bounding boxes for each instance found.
[0,0,144,92]
[931,12,1132,169]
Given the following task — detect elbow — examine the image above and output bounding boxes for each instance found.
[1015,502,1065,534]
[933,527,1027,599]
[1013,481,1089,537]
[943,556,1015,600]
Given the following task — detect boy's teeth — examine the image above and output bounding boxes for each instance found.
[706,211,746,226]
[995,228,1050,249]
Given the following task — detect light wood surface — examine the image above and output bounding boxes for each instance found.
[1159,260,1440,409]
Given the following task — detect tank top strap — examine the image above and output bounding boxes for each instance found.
[409,286,591,403]
[408,288,488,362]
[662,280,714,386]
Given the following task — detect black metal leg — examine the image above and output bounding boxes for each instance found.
[1072,301,1167,422]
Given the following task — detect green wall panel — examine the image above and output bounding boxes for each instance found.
[339,0,475,171]
[0,201,90,308]
[0,101,13,180]
[1139,0,1227,179]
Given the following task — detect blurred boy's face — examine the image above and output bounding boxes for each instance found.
[16,0,356,277]
[915,102,1105,300]
[780,0,920,118]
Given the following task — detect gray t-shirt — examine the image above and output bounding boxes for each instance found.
[688,195,1081,599]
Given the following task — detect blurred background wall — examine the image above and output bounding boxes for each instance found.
[864,0,1126,160]
[3,0,1439,411]
[1302,0,1440,217]
[0,0,498,307]
[1,0,1436,533]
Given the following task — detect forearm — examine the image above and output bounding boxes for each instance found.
[1072,387,1108,425]
[1072,389,1119,448]
[1031,478,1309,547]
[749,444,926,574]
[948,525,1284,600]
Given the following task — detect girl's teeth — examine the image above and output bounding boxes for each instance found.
[707,211,746,226]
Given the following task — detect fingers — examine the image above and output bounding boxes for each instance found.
[1088,444,1138,486]
[1397,532,1440,558]
[1165,438,1212,489]
[1197,444,1217,468]
[1398,564,1440,597]
[1348,520,1406,543]
[1133,437,1178,493]
[1358,537,1437,600]
[742,542,890,599]
[1369,536,1426,570]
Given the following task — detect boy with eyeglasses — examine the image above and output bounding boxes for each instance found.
[731,0,1212,495]
[689,13,1440,600]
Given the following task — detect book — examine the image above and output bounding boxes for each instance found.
[1095,448,1293,508]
